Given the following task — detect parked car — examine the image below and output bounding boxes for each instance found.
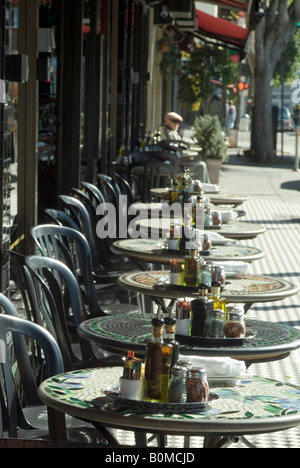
[277,106,294,131]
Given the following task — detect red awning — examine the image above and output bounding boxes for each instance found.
[196,10,249,48]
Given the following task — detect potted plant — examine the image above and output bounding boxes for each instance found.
[193,114,228,185]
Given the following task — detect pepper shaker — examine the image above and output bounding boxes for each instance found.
[168,365,187,403]
[186,368,209,403]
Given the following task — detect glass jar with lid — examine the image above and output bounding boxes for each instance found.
[212,211,222,226]
[168,365,187,403]
[212,265,226,290]
[206,309,225,339]
[186,368,209,403]
[225,305,246,338]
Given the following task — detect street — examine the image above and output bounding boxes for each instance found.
[237,130,298,160]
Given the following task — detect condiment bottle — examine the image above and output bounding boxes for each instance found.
[177,359,192,370]
[225,305,246,338]
[178,221,186,251]
[184,249,200,287]
[175,298,191,336]
[199,262,212,288]
[186,368,209,403]
[190,284,214,337]
[193,195,204,229]
[206,309,225,339]
[123,351,135,379]
[212,211,222,226]
[201,233,211,256]
[204,208,213,227]
[144,317,173,402]
[208,281,226,312]
[164,316,180,367]
[168,365,187,403]
[212,265,226,291]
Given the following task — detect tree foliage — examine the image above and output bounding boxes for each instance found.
[273,29,300,86]
[177,44,237,108]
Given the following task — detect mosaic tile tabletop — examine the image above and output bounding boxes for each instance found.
[113,238,265,264]
[118,271,299,302]
[39,368,300,436]
[79,315,300,361]
[136,218,266,240]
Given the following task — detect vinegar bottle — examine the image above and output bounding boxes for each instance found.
[190,284,214,337]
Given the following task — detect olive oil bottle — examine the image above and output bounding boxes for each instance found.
[184,249,200,286]
[144,317,173,402]
[164,316,180,367]
[209,281,226,312]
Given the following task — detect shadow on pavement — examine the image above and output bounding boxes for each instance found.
[281,180,300,191]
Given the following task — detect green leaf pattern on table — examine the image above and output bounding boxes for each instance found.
[42,368,300,422]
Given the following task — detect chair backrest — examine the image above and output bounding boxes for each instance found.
[128,153,177,202]
[70,188,115,268]
[114,173,134,207]
[59,194,104,273]
[98,174,121,209]
[9,250,57,387]
[0,301,64,438]
[44,208,80,231]
[31,224,103,317]
[81,181,106,207]
[25,255,95,366]
[9,250,37,324]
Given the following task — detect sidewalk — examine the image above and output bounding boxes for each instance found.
[217,149,300,448]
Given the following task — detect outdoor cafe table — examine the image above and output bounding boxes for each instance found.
[117,271,299,313]
[136,218,266,240]
[78,314,300,364]
[150,187,250,207]
[38,366,300,448]
[112,238,265,265]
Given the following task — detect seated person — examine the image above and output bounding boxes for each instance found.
[160,112,211,184]
[160,112,183,142]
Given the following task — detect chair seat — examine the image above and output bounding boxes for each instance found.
[99,303,140,315]
[23,406,96,432]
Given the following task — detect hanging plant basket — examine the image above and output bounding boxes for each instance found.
[157,38,182,79]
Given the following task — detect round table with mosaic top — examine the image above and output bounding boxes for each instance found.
[117,271,299,306]
[151,187,250,206]
[112,238,265,265]
[136,218,266,240]
[38,367,300,448]
[78,314,300,363]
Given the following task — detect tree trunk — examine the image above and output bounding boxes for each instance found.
[251,66,275,163]
[250,0,300,163]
